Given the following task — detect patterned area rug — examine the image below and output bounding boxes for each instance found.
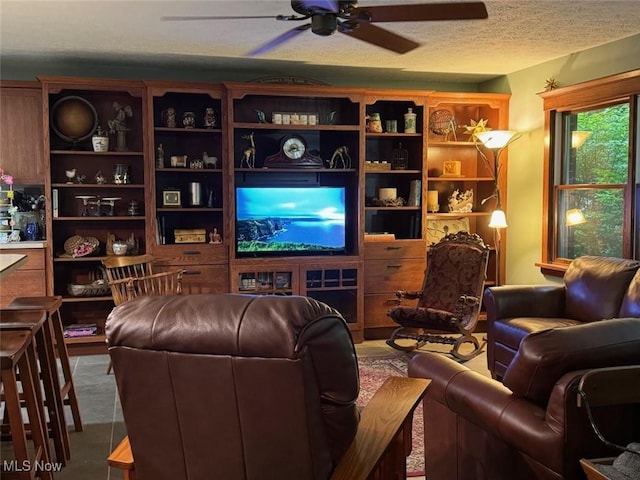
[356,353,424,477]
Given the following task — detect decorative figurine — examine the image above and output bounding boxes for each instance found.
[203,152,218,169]
[156,144,164,169]
[108,102,133,151]
[182,111,196,128]
[462,119,490,142]
[329,146,351,169]
[240,132,256,169]
[95,170,107,184]
[448,189,474,213]
[327,111,337,125]
[204,107,217,128]
[255,110,267,123]
[162,107,177,127]
[209,228,222,244]
[366,113,383,133]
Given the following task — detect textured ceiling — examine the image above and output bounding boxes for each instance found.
[2,0,640,83]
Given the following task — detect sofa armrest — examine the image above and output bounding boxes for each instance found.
[484,285,566,325]
[503,317,640,404]
[409,353,575,474]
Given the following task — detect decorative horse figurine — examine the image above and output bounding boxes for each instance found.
[329,146,351,169]
[240,132,256,169]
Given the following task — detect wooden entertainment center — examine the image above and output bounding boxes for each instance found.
[1,77,509,352]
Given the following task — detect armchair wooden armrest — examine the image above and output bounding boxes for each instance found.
[108,376,430,480]
[395,290,422,301]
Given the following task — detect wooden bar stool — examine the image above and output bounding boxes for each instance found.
[1,309,69,465]
[1,328,54,480]
[7,296,83,432]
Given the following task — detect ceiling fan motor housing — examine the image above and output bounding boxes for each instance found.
[311,14,338,36]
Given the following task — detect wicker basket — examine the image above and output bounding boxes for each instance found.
[64,235,99,257]
[67,280,110,297]
[67,266,109,297]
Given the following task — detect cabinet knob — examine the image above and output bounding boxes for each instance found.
[386,264,402,269]
[183,270,201,276]
[385,246,402,250]
[182,250,201,255]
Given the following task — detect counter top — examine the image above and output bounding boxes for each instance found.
[0,241,46,250]
[0,253,27,280]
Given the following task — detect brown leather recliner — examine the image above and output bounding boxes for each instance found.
[106,293,428,480]
[409,317,640,480]
[485,256,640,379]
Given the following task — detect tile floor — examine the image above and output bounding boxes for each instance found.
[2,340,489,480]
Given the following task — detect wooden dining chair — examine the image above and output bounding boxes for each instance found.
[102,254,184,373]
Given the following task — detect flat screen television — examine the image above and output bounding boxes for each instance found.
[235,186,347,257]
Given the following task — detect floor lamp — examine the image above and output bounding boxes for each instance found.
[475,130,520,286]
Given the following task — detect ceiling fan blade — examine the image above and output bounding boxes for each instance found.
[248,24,312,56]
[353,2,488,22]
[341,23,419,54]
[162,15,278,21]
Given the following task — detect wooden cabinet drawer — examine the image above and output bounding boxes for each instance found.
[364,293,419,328]
[364,240,426,260]
[364,258,425,293]
[152,244,228,266]
[156,264,229,294]
[1,249,45,270]
[0,270,46,306]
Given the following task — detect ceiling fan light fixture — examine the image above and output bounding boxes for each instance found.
[311,14,338,36]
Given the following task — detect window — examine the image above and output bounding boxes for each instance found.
[539,70,640,273]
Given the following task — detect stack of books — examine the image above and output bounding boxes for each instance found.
[63,324,98,338]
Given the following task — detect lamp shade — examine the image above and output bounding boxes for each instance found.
[476,130,520,149]
[566,208,587,226]
[571,131,591,148]
[488,209,508,228]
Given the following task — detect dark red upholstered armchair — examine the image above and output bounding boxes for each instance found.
[387,231,490,360]
[106,294,429,480]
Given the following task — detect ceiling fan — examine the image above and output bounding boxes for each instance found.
[162,1,488,56]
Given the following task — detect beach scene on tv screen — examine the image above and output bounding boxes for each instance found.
[236,187,346,254]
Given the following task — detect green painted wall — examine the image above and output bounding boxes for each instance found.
[483,33,640,285]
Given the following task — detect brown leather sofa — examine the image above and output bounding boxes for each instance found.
[409,317,640,480]
[485,256,640,379]
[106,293,427,480]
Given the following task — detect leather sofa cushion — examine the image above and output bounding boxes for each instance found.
[564,256,640,321]
[503,317,640,405]
[620,268,640,317]
[492,316,580,351]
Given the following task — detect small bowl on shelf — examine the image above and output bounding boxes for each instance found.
[112,241,128,255]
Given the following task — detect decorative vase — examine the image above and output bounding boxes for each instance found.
[91,126,109,152]
[113,164,130,184]
[404,108,417,134]
[24,221,40,241]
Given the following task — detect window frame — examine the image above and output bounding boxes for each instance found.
[538,70,640,275]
